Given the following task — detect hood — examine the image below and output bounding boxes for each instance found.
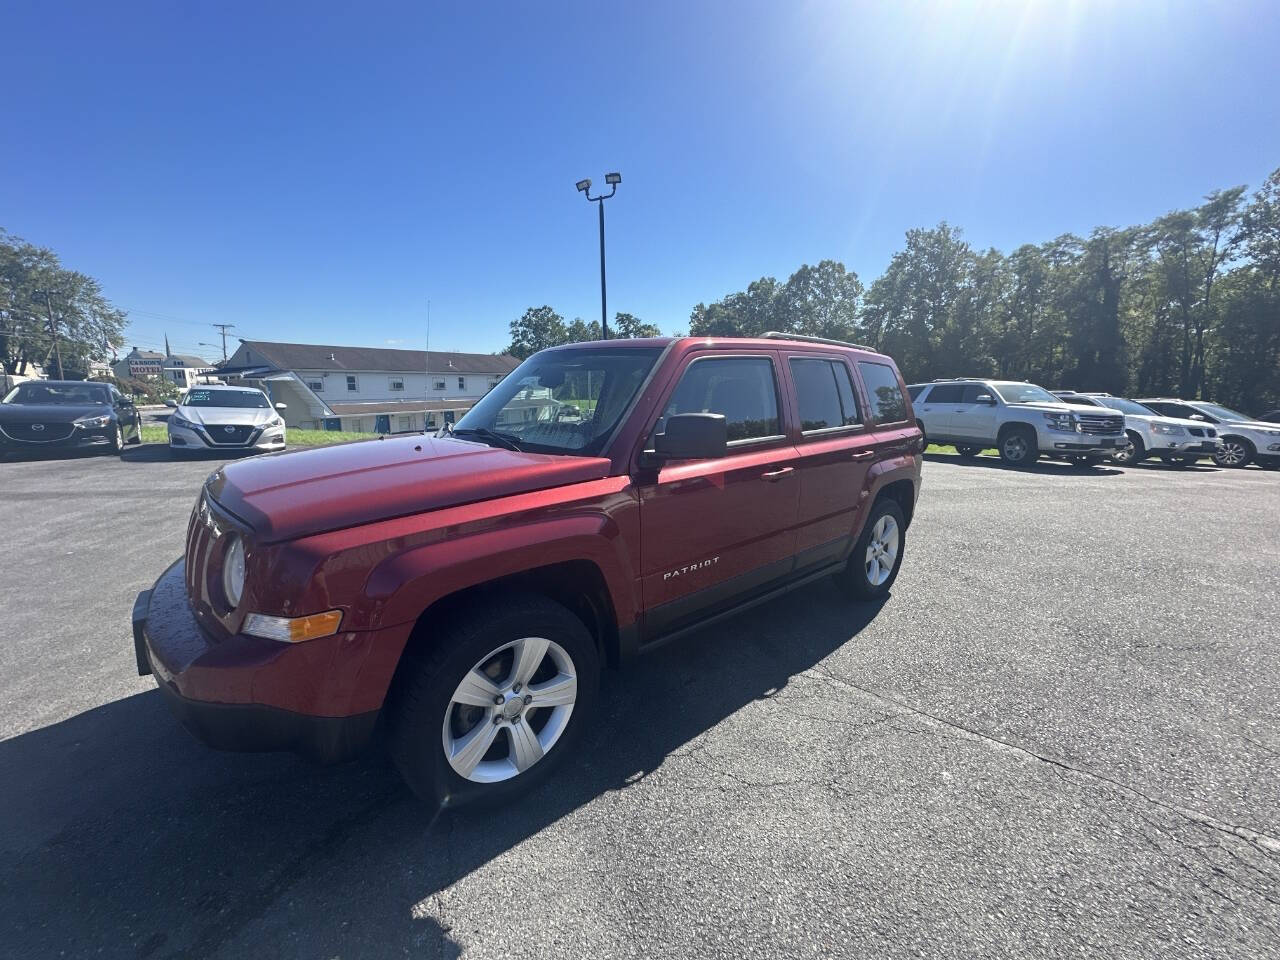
[176,405,274,427]
[1221,420,1280,432]
[1006,401,1101,415]
[0,402,111,423]
[205,434,613,542]
[1123,414,1211,430]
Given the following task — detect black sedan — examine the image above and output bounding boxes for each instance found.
[0,380,142,456]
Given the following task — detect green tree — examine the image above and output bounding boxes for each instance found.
[778,260,864,341]
[1,229,127,378]
[613,312,661,338]
[507,305,568,359]
[565,317,602,342]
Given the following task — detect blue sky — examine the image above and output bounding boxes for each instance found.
[4,0,1278,360]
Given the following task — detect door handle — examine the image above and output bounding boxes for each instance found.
[849,450,875,461]
[760,467,795,482]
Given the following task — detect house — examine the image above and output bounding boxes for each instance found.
[218,340,522,433]
[161,354,218,388]
[113,347,164,380]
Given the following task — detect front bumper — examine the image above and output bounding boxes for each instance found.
[0,424,116,451]
[1148,438,1222,457]
[168,422,285,451]
[132,560,382,763]
[1043,435,1127,454]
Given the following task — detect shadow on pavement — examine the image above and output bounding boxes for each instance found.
[1,580,887,960]
[922,452,1124,476]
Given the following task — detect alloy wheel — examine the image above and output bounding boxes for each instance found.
[441,636,578,784]
[1003,435,1027,462]
[1214,441,1248,467]
[864,514,900,587]
[1113,441,1134,464]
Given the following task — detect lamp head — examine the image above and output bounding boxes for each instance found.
[604,172,621,185]
[575,178,592,193]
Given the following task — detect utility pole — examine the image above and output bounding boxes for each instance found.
[42,291,64,379]
[211,323,234,363]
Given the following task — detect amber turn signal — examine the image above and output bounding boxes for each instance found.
[242,609,343,643]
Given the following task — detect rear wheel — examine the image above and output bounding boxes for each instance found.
[837,498,906,601]
[998,426,1038,467]
[388,592,599,806]
[1213,438,1254,468]
[955,445,982,458]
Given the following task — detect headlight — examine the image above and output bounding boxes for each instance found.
[74,414,111,429]
[1151,422,1185,436]
[222,536,246,609]
[1043,412,1076,432]
[268,416,284,427]
[170,413,198,430]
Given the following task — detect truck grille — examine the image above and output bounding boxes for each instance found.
[0,422,75,442]
[1078,414,1124,435]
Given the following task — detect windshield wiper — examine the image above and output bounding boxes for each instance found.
[450,427,525,452]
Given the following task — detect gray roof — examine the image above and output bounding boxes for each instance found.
[239,340,521,376]
[164,354,214,367]
[127,348,164,360]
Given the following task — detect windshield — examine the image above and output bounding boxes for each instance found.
[2,381,109,405]
[182,389,269,409]
[1093,396,1156,416]
[1194,402,1250,422]
[991,382,1061,405]
[451,347,662,455]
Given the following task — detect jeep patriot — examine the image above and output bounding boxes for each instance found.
[133,334,923,803]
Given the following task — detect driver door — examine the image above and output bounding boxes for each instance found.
[636,352,800,640]
[950,384,998,441]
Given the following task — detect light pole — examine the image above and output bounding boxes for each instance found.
[576,172,621,340]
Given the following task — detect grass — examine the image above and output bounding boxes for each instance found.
[140,425,380,448]
[926,443,995,455]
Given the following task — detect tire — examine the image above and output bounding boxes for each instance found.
[955,445,982,458]
[1069,455,1102,468]
[1171,455,1200,467]
[837,497,906,601]
[998,426,1038,467]
[1113,431,1145,464]
[106,424,124,455]
[1213,437,1254,469]
[128,415,143,444]
[388,592,600,806]
[916,420,927,447]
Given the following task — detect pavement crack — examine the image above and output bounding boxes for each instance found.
[801,663,1280,859]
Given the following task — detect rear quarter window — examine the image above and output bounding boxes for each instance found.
[858,361,909,424]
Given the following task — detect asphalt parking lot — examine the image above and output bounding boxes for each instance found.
[2,447,1279,959]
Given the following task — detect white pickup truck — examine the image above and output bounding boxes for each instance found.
[906,379,1127,468]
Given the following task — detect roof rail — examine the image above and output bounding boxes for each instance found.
[762,331,876,351]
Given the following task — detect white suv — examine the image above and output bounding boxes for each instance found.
[165,384,287,455]
[1135,398,1280,470]
[906,379,1127,468]
[1053,392,1222,466]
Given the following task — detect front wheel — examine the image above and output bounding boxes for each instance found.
[998,427,1038,467]
[1113,432,1145,464]
[388,593,600,805]
[837,498,906,600]
[1213,438,1253,468]
[105,424,124,455]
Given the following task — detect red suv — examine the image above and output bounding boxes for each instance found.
[133,335,922,803]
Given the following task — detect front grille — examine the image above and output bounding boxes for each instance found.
[0,422,75,442]
[1078,414,1124,435]
[201,423,256,445]
[1207,428,1217,438]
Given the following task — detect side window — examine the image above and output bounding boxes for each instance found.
[906,384,926,401]
[660,356,781,444]
[924,383,964,403]
[960,384,995,403]
[346,375,358,392]
[858,361,908,424]
[790,358,861,432]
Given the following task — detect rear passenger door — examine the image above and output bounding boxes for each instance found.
[637,352,800,638]
[915,383,964,437]
[785,355,873,569]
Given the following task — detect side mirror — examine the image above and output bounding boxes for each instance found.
[975,394,995,405]
[1189,414,1207,421]
[275,402,288,411]
[163,399,177,408]
[654,413,728,460]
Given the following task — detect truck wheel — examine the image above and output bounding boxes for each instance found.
[388,592,600,806]
[838,498,906,600]
[998,426,1037,467]
[1113,432,1145,464]
[1213,438,1253,468]
[955,445,982,458]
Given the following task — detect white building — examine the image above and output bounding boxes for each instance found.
[113,347,164,380]
[161,354,219,387]
[220,340,522,433]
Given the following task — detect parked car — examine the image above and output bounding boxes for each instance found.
[0,379,141,455]
[132,334,922,803]
[1051,392,1221,466]
[906,378,1126,467]
[1259,409,1280,425]
[166,384,287,455]
[1135,399,1280,469]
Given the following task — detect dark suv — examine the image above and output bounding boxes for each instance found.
[133,335,923,803]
